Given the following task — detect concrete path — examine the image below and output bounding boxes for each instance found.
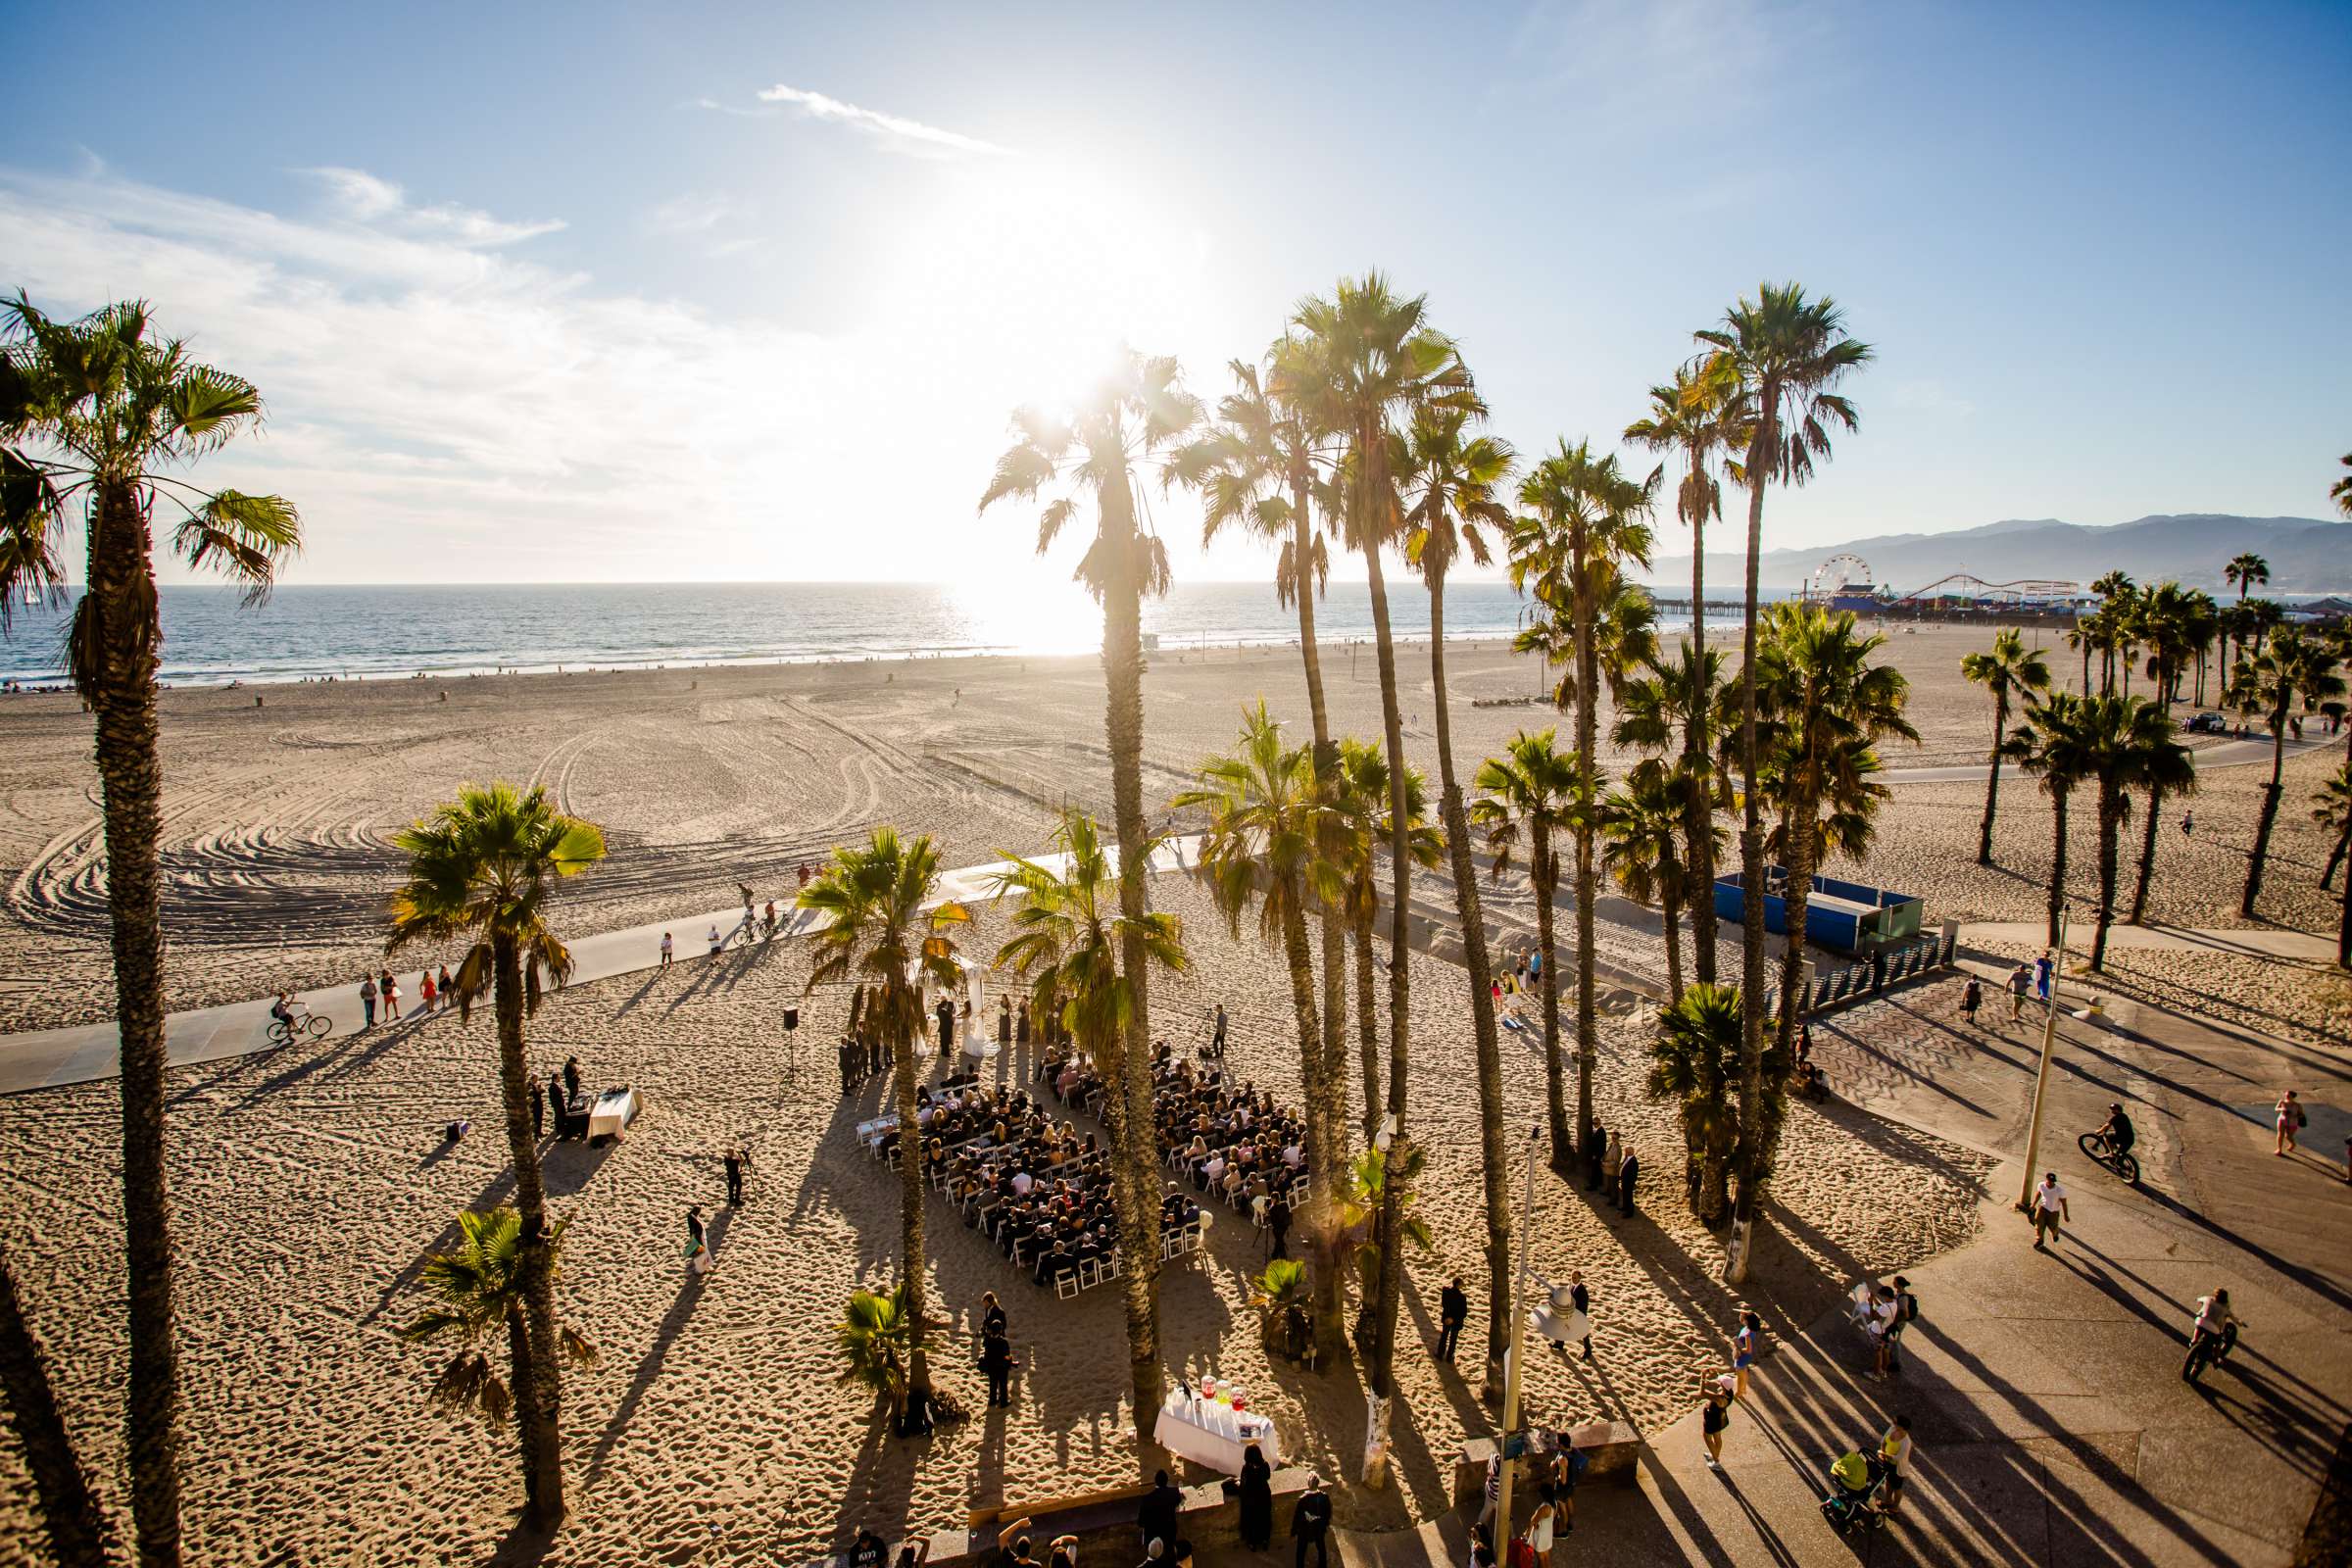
[0,838,1205,1097]
[1959,921,2339,963]
[1618,963,2352,1565]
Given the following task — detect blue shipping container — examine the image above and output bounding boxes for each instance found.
[1711,869,1923,955]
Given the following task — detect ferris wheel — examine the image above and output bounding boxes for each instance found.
[1807,554,1874,600]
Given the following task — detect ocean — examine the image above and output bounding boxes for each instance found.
[0,580,1746,687]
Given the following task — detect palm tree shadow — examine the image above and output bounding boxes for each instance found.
[583,1208,732,1488]
[364,1168,519,1326]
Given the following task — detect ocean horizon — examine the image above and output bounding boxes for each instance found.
[0,580,1757,687]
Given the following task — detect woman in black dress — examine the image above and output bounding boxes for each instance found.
[1238,1442,1273,1549]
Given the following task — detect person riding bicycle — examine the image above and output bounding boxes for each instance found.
[762,899,778,936]
[2187,1287,2238,1370]
[270,991,295,1032]
[2094,1102,2135,1157]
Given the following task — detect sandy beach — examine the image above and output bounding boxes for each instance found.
[0,620,2340,1565]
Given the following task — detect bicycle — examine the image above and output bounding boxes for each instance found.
[2077,1128,2140,1186]
[266,1010,332,1046]
[2182,1321,2240,1384]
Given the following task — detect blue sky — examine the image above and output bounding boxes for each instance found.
[1,0,2345,587]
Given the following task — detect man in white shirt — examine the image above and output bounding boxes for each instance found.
[1203,1153,1228,1188]
[2031,1171,2070,1249]
[1011,1170,1034,1198]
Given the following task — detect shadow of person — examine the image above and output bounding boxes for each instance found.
[583,1208,732,1487]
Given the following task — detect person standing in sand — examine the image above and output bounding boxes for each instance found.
[1584,1119,1606,1193]
[687,1203,714,1273]
[724,1147,748,1205]
[1616,1146,1641,1218]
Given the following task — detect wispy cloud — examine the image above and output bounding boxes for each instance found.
[747,83,1008,157]
[303,165,564,247]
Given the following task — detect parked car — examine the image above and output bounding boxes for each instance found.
[2186,710,2229,735]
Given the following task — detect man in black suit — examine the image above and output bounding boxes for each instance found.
[1137,1470,1183,1553]
[1437,1276,1468,1361]
[1616,1147,1641,1218]
[1583,1119,1606,1193]
[1291,1474,1335,1568]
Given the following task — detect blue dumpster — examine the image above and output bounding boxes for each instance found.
[1712,869,1922,956]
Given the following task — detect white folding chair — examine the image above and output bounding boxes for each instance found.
[1055,1269,1079,1300]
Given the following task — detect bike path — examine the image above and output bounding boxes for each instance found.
[0,837,1204,1098]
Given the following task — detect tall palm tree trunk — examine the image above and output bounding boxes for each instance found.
[1534,841,1568,1166]
[1687,466,1718,984]
[1274,892,1341,1354]
[1774,810,1818,1064]
[1572,535,1599,1163]
[88,480,185,1568]
[1728,468,1770,1285]
[1426,576,1512,1396]
[2046,791,2072,949]
[2130,784,2168,924]
[1100,493,1166,1472]
[1357,514,1414,1452]
[2090,790,2125,970]
[1291,484,1352,1179]
[1352,920,1380,1128]
[2322,821,2347,893]
[493,933,564,1525]
[1977,691,2008,865]
[2242,723,2286,918]
[1661,858,1687,1004]
[0,1241,114,1568]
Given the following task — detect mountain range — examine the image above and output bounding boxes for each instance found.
[1646,514,2352,597]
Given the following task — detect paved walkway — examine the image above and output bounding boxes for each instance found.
[0,838,1205,1097]
[1959,921,2339,962]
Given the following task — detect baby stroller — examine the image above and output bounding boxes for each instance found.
[1820,1449,1890,1537]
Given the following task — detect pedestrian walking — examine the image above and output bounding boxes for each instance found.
[380,968,402,1021]
[359,974,377,1028]
[1700,1384,1732,1468]
[1961,976,1982,1026]
[724,1147,748,1205]
[419,967,436,1011]
[1879,1415,1914,1512]
[2276,1089,2306,1154]
[2007,962,2029,1021]
[1290,1474,1333,1568]
[1528,1497,1556,1568]
[1569,1271,1592,1358]
[980,1290,1007,1346]
[2031,1170,2070,1250]
[437,962,455,1006]
[1732,1309,1761,1397]
[2034,951,2053,1001]
[1210,1004,1227,1055]
[1437,1275,1468,1361]
[660,931,673,968]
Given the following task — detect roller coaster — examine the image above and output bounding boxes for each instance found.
[1801,555,2080,612]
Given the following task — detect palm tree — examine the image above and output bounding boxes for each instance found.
[1750,605,1915,1062]
[2074,697,2186,969]
[1471,728,1582,1158]
[2318,764,2352,893]
[2003,693,2095,949]
[1334,739,1443,1130]
[2333,454,2352,518]
[398,1206,597,1487]
[1395,407,1517,1395]
[1171,353,1350,1115]
[1173,710,1355,1358]
[0,1239,114,1568]
[2224,553,2270,688]
[1509,440,1657,1177]
[989,808,1186,1456]
[1960,629,2052,865]
[1280,274,1477,1445]
[388,781,605,1525]
[1626,360,1749,986]
[2135,582,2203,710]
[799,828,971,1405]
[2314,762,2352,968]
[2237,629,2346,916]
[1695,282,1870,1283]
[1602,764,1695,1003]
[2128,710,2198,927]
[1646,983,1746,1222]
[0,297,303,1564]
[836,1285,913,1416]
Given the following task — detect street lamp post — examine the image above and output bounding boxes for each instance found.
[2015,906,2070,1212]
[1493,1123,1541,1548]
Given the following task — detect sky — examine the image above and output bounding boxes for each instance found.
[0,0,2346,589]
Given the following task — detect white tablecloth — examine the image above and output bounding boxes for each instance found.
[1152,1393,1280,1474]
[587,1087,641,1140]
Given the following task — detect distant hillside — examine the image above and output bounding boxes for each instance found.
[1648,514,2352,596]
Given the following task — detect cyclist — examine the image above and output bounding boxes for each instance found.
[270,991,295,1034]
[2185,1288,2238,1378]
[2092,1102,2135,1162]
[762,900,779,937]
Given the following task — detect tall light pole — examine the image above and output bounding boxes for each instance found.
[1493,1123,1541,1546]
[2015,906,2070,1212]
